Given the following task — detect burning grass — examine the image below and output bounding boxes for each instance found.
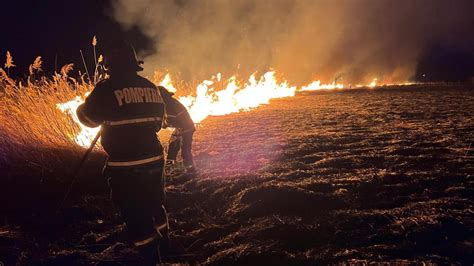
[0,53,181,170]
[2,48,472,264]
[0,61,93,168]
[1,77,473,264]
[0,50,344,163]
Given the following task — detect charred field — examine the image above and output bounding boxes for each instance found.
[1,85,473,265]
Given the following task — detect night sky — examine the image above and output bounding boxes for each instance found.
[1,0,474,82]
[1,0,150,77]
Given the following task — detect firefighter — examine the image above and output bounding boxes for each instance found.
[76,40,168,264]
[158,87,196,174]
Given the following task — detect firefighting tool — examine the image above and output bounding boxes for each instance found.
[57,129,102,213]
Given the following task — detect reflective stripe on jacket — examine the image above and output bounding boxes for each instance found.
[77,74,165,163]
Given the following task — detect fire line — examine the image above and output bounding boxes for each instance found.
[57,71,411,147]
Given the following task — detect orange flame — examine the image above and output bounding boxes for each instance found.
[179,71,296,123]
[300,80,344,91]
[56,93,100,147]
[57,71,413,147]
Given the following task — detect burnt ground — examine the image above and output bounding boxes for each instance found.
[1,85,473,265]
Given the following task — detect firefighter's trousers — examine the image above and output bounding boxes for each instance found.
[167,129,194,167]
[105,159,169,262]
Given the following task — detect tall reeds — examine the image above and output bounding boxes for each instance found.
[0,52,94,168]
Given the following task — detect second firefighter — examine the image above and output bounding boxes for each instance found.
[158,86,196,174]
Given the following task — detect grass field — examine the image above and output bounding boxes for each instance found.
[1,83,472,265]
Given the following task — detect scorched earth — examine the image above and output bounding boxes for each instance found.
[2,85,473,265]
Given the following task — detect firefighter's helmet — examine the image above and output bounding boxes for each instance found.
[103,40,143,72]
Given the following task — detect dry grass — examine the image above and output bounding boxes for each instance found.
[0,55,94,168]
[3,85,471,265]
[0,51,185,174]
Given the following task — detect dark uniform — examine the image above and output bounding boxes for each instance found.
[158,86,196,172]
[76,41,168,264]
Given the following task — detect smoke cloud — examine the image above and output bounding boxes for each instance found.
[111,0,474,85]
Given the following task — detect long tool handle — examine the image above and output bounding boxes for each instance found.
[57,129,101,213]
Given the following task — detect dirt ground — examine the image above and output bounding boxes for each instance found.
[1,85,473,265]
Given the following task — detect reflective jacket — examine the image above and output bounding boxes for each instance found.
[158,86,195,133]
[77,73,165,167]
